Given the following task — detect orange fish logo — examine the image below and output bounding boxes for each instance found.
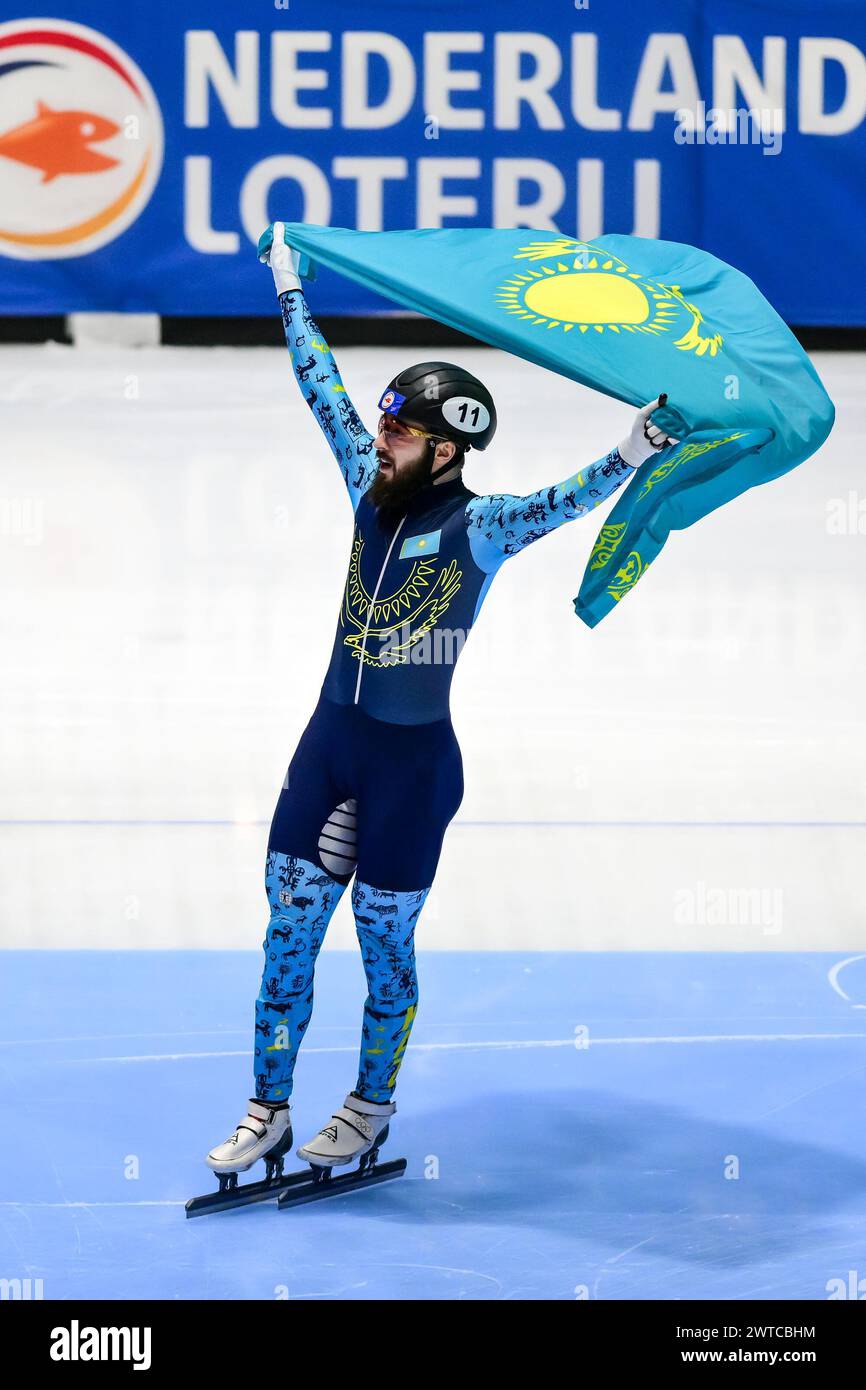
[0,19,163,259]
[0,100,120,181]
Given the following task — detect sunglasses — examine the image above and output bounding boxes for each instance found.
[377,413,445,444]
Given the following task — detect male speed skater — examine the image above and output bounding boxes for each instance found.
[199,221,677,1205]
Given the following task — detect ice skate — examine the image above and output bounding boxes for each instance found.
[277,1092,406,1210]
[296,1092,396,1167]
[206,1097,292,1175]
[186,1093,406,1216]
[186,1098,296,1217]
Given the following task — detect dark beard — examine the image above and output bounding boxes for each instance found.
[367,448,432,517]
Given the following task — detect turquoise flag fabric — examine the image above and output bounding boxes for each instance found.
[277,224,834,627]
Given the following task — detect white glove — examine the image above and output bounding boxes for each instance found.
[617,395,679,468]
[260,220,301,297]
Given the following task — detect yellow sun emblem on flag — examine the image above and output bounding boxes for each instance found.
[495,239,723,357]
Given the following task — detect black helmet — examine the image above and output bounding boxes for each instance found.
[378,361,497,452]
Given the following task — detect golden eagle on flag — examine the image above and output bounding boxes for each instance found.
[273,225,834,627]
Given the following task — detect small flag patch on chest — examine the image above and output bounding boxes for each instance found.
[399,529,441,559]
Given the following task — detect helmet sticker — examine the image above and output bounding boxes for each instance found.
[378,388,406,412]
[442,396,490,433]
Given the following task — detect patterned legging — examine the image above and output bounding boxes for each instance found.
[254,851,429,1103]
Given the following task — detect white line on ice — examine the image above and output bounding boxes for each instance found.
[57,1032,866,1064]
[1,1016,855,1047]
[827,954,866,1008]
[0,1200,186,1208]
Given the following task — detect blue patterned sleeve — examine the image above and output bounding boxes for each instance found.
[465,448,635,571]
[278,288,378,511]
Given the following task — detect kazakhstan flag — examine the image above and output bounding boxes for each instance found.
[274,225,834,628]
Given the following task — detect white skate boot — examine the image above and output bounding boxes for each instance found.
[206,1099,293,1181]
[296,1092,396,1170]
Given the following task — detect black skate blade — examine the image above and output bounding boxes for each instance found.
[277,1157,407,1210]
[185,1166,314,1219]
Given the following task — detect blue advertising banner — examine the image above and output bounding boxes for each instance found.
[0,2,864,321]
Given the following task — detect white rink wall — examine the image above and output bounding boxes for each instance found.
[0,341,863,951]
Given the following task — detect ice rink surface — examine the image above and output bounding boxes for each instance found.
[0,338,864,1298]
[2,948,865,1300]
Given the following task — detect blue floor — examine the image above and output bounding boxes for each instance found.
[1,950,865,1300]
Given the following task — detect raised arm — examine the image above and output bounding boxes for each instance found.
[466,448,633,569]
[260,222,378,512]
[278,288,378,509]
[465,399,677,571]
